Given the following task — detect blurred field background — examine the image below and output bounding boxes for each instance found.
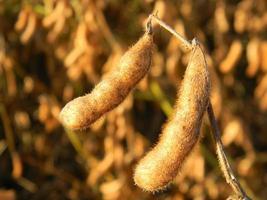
[1,0,267,199]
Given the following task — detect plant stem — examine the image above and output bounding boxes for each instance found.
[149,14,192,51]
[92,2,122,52]
[0,103,23,178]
[207,101,250,200]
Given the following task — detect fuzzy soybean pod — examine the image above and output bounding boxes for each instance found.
[60,31,154,130]
[134,40,211,192]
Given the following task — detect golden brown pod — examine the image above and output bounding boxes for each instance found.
[134,40,210,192]
[60,31,154,130]
[219,39,243,74]
[246,38,260,77]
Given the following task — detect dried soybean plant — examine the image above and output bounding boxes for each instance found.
[143,15,251,200]
[60,19,154,130]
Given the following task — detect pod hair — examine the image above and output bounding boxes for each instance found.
[60,28,154,130]
[134,39,210,192]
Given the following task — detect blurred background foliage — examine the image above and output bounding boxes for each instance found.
[0,0,267,199]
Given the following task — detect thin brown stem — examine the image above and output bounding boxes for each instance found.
[207,101,250,200]
[92,2,122,52]
[149,14,193,51]
[0,103,23,178]
[0,104,15,152]
[150,15,251,199]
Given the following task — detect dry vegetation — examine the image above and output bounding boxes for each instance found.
[0,0,267,199]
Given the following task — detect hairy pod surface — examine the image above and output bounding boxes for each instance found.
[134,42,210,192]
[60,32,154,130]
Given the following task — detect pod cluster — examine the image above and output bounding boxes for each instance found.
[60,30,210,192]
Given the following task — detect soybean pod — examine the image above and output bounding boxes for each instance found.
[60,24,154,130]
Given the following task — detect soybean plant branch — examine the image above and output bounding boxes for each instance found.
[150,14,251,200]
